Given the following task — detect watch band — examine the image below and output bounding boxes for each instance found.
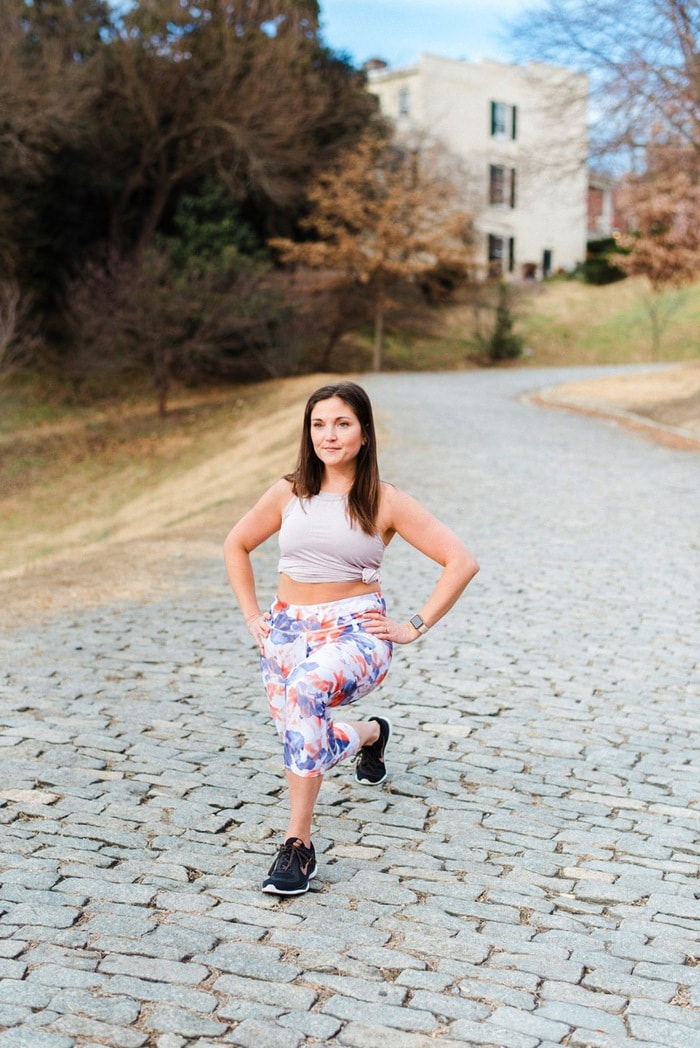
[410,614,429,635]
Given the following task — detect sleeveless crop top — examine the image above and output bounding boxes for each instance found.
[278,492,385,584]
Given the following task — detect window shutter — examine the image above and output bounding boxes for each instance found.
[511,105,518,140]
[491,101,498,136]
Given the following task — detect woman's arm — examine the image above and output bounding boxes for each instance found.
[368,484,479,645]
[223,478,291,635]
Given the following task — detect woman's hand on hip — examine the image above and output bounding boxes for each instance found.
[364,612,418,645]
[246,612,271,652]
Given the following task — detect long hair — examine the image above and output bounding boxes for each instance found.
[289,382,380,535]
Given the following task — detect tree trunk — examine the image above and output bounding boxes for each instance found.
[153,341,172,418]
[138,176,174,254]
[648,297,661,362]
[372,271,385,372]
[318,303,344,371]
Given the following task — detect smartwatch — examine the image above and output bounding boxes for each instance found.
[409,614,429,635]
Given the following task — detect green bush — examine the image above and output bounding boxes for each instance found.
[583,238,627,285]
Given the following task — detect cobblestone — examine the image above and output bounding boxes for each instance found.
[2,366,699,1045]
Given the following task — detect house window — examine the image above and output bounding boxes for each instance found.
[489,165,517,208]
[398,87,410,116]
[488,234,516,277]
[491,100,517,140]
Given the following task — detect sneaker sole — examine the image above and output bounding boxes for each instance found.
[261,866,318,895]
[355,769,388,785]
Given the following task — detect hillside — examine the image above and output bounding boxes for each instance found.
[0,375,325,626]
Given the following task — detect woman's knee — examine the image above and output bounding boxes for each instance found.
[288,641,385,699]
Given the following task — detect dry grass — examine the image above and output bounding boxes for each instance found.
[516,277,700,365]
[0,375,326,625]
[376,274,700,370]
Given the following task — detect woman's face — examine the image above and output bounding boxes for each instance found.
[309,396,365,470]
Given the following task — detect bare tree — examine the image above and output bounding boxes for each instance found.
[66,246,299,415]
[0,1,105,174]
[511,0,700,163]
[0,281,39,375]
[96,0,375,252]
[0,1,100,271]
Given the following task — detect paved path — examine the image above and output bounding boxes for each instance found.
[1,367,698,1048]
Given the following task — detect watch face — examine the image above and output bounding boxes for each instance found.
[410,615,424,630]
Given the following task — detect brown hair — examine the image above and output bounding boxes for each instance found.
[288,382,380,534]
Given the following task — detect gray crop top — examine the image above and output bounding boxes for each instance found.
[278,492,385,584]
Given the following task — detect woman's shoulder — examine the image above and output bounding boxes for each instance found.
[254,476,295,513]
[377,480,409,529]
[276,476,296,504]
[379,479,406,504]
[379,480,425,518]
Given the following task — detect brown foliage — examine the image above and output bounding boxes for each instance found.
[270,128,474,369]
[617,173,700,292]
[615,141,700,355]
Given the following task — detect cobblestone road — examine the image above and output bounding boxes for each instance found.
[1,368,698,1048]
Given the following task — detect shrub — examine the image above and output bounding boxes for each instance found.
[583,238,627,285]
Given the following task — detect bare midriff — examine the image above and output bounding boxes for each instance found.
[277,573,381,606]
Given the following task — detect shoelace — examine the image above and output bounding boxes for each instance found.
[275,839,305,871]
[358,746,384,774]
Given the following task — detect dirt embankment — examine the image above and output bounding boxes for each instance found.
[536,361,700,450]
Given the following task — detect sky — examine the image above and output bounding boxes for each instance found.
[317,0,541,70]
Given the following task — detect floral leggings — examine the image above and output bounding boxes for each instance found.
[260,593,392,778]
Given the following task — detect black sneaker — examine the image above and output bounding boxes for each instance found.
[261,837,317,895]
[355,716,392,785]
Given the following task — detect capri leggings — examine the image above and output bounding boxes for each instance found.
[260,593,392,778]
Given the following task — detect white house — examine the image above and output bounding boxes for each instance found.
[367,53,589,281]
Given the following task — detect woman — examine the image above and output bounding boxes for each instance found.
[224,381,478,895]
